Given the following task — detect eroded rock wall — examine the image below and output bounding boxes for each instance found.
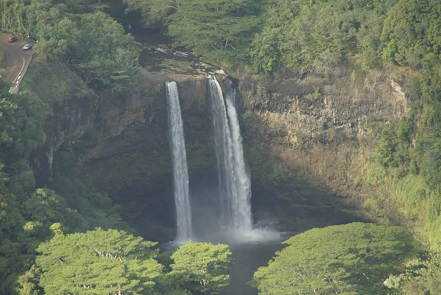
[68,71,232,240]
[235,66,412,206]
[40,57,411,238]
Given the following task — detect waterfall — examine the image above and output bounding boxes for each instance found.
[165,81,192,241]
[207,77,253,234]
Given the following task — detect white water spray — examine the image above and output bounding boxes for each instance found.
[165,81,192,241]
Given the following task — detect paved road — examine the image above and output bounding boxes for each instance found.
[0,33,32,84]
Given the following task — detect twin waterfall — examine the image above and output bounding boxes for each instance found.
[165,77,253,242]
[165,81,192,241]
[207,78,252,233]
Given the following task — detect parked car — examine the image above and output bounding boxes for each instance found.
[8,36,17,43]
[22,44,32,50]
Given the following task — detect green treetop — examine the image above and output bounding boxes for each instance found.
[31,227,164,294]
[169,241,233,295]
[252,222,421,295]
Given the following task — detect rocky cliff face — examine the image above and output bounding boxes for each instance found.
[52,66,233,240]
[38,56,411,239]
[236,65,412,214]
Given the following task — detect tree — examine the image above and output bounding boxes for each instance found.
[124,0,264,62]
[383,251,441,294]
[123,0,178,27]
[71,11,140,88]
[32,228,164,294]
[252,223,421,295]
[381,0,441,67]
[0,93,46,171]
[0,192,35,294]
[251,0,397,73]
[169,242,233,294]
[25,0,140,91]
[0,0,30,36]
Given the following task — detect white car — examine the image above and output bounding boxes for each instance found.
[22,44,32,50]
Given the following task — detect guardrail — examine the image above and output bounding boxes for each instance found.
[9,52,33,94]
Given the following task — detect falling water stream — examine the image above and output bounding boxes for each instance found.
[204,77,282,295]
[165,81,192,241]
[166,78,281,294]
[207,77,253,236]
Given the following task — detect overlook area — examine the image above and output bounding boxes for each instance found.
[1,0,441,294]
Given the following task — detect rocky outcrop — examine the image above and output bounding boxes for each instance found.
[36,52,412,239]
[62,67,233,240]
[239,67,409,148]
[233,65,412,216]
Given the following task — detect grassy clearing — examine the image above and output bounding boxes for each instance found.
[356,155,441,248]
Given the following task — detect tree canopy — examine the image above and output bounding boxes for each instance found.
[381,0,441,67]
[169,241,233,294]
[250,0,398,73]
[252,223,421,295]
[18,231,233,295]
[1,0,140,91]
[30,227,164,294]
[124,0,264,62]
[2,0,441,293]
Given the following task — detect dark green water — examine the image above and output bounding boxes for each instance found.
[223,239,285,295]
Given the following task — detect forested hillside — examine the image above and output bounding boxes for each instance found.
[1,0,441,294]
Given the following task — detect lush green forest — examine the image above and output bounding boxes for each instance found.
[253,223,422,294]
[1,0,441,294]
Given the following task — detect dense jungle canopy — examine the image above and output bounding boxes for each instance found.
[1,0,441,294]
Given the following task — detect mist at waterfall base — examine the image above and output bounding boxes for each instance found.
[191,77,280,244]
[166,77,280,245]
[165,77,282,294]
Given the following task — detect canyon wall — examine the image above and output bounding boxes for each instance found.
[33,58,411,239]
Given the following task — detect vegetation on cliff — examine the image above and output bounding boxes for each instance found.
[120,0,441,291]
[123,0,264,63]
[2,0,441,293]
[1,0,140,91]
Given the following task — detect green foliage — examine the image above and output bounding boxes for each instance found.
[376,117,415,176]
[17,264,41,295]
[252,223,421,295]
[68,11,140,87]
[381,0,441,67]
[29,228,164,295]
[372,65,441,245]
[251,0,398,73]
[0,0,132,89]
[0,0,141,91]
[123,0,178,27]
[0,193,34,294]
[170,242,233,294]
[21,187,103,238]
[124,0,264,63]
[50,150,128,232]
[20,230,233,295]
[23,189,67,223]
[0,0,30,36]
[418,139,441,190]
[0,93,47,172]
[385,251,441,294]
